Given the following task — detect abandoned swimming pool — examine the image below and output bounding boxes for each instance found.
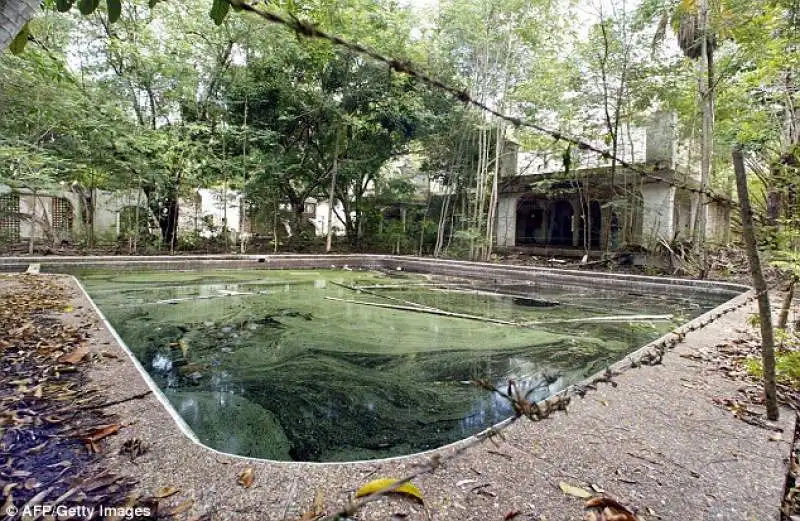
[73,265,734,462]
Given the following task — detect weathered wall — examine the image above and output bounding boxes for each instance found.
[673,190,693,240]
[641,184,675,247]
[645,111,677,169]
[706,202,731,243]
[495,195,519,247]
[93,189,147,237]
[10,189,79,240]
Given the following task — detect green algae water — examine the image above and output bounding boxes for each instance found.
[79,268,726,462]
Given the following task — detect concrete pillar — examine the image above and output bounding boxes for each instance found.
[495,195,519,247]
[641,184,675,247]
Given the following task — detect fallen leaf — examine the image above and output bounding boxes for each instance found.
[559,481,592,499]
[237,467,255,488]
[354,478,424,504]
[84,423,122,443]
[59,344,90,364]
[600,507,637,521]
[155,486,180,498]
[585,496,633,512]
[584,496,638,521]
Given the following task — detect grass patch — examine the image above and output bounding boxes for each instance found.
[746,350,800,387]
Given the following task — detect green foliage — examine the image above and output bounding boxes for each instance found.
[747,350,800,387]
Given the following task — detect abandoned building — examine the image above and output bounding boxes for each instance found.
[494,113,733,255]
[0,184,247,244]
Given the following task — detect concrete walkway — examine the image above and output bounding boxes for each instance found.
[45,275,794,520]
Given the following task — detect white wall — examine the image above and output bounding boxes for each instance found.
[495,195,518,247]
[178,187,242,238]
[313,200,347,237]
[94,189,146,236]
[641,184,675,247]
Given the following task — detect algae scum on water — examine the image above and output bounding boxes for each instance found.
[79,268,724,462]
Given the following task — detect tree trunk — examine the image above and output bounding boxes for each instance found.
[733,146,779,421]
[326,128,339,253]
[693,0,714,261]
[0,0,39,53]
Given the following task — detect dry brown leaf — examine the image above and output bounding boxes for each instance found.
[155,486,180,498]
[312,489,324,514]
[59,344,90,364]
[237,467,255,488]
[585,497,632,511]
[84,423,122,443]
[601,507,637,521]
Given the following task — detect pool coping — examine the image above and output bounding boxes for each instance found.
[4,254,752,466]
[7,267,791,521]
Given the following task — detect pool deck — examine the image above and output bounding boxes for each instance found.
[1,266,793,521]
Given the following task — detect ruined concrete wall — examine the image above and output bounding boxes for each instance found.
[93,189,147,238]
[645,111,677,169]
[495,195,518,247]
[18,194,50,239]
[641,184,675,247]
[706,202,731,243]
[673,190,693,240]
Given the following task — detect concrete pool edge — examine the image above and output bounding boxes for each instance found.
[7,272,790,520]
[26,255,749,467]
[0,253,749,297]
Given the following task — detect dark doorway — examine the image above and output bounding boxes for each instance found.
[549,200,573,246]
[515,196,544,245]
[579,200,602,248]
